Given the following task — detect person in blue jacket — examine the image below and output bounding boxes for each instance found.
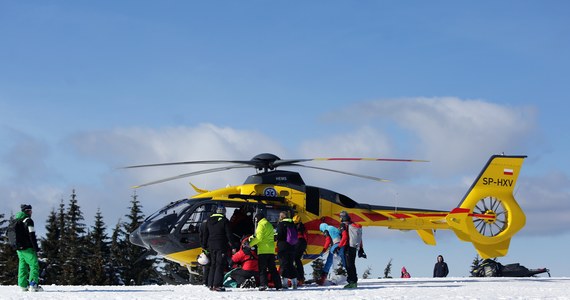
[316,222,343,285]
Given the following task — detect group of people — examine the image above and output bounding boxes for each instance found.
[13,202,451,293]
[199,206,309,291]
[199,206,369,291]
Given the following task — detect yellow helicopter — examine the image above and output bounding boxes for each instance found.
[126,153,526,274]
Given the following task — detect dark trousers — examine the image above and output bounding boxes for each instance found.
[294,238,307,281]
[346,247,358,283]
[231,268,258,286]
[258,253,282,288]
[207,250,227,288]
[278,249,297,280]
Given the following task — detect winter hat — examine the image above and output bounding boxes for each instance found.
[340,211,351,222]
[21,204,32,212]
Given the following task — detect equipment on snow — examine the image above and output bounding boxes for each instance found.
[471,259,550,277]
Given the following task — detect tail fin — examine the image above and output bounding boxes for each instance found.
[446,155,527,258]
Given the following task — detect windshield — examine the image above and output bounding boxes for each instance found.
[145,199,194,223]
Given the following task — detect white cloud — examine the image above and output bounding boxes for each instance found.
[330,97,537,176]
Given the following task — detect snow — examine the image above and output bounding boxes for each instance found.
[1,277,569,300]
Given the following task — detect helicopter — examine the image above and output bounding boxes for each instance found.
[126,153,526,276]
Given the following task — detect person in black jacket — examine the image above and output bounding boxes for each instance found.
[202,205,235,291]
[198,218,210,286]
[433,254,449,277]
[15,204,43,292]
[276,211,297,289]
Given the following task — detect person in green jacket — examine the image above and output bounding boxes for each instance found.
[248,212,283,291]
[15,204,43,292]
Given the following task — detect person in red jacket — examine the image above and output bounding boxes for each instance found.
[338,211,366,289]
[228,236,259,288]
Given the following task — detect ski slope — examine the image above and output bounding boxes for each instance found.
[1,277,568,300]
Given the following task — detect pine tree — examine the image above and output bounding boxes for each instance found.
[0,213,18,285]
[122,192,157,285]
[383,258,393,278]
[61,189,88,285]
[85,209,112,285]
[41,209,62,284]
[470,254,482,276]
[109,219,127,285]
[334,261,347,276]
[311,257,324,282]
[362,266,372,279]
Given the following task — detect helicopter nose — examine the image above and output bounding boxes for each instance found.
[129,226,146,248]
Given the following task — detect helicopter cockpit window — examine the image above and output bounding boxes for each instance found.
[180,204,216,234]
[146,200,193,223]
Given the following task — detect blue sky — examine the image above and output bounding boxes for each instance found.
[1,1,569,277]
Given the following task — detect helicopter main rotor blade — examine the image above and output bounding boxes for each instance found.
[273,157,428,167]
[123,160,255,169]
[312,157,429,162]
[292,164,390,182]
[132,165,251,188]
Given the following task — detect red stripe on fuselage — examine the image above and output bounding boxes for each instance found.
[362,212,389,222]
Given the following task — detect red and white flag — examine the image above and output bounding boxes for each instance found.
[504,168,514,176]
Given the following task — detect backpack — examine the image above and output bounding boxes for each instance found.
[5,218,20,248]
[286,224,298,245]
[348,223,362,248]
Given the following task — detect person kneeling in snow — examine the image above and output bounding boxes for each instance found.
[224,236,259,288]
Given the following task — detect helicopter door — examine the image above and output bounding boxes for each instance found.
[178,203,216,245]
[306,186,320,216]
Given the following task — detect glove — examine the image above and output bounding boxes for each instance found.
[358,248,367,258]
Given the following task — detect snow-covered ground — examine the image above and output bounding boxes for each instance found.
[1,277,568,300]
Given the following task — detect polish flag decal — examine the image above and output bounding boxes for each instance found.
[504,168,514,176]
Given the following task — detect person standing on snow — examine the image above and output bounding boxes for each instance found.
[15,204,43,292]
[433,255,449,277]
[248,212,283,291]
[317,222,342,285]
[338,211,366,289]
[203,205,235,291]
[292,214,307,286]
[276,211,298,289]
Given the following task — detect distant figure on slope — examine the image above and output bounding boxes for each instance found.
[401,266,411,278]
[433,255,449,277]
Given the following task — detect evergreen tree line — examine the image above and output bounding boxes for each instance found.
[0,190,163,286]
